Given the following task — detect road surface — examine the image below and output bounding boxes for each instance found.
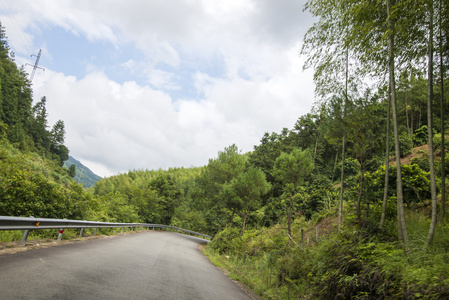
[0,231,254,299]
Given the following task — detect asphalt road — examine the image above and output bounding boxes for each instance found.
[0,231,254,300]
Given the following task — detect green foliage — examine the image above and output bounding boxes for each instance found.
[413,125,437,147]
[0,24,68,165]
[149,174,182,225]
[0,142,93,220]
[273,148,314,188]
[365,164,432,206]
[210,227,243,254]
[94,192,139,223]
[68,164,76,178]
[307,232,405,299]
[432,133,449,150]
[227,166,271,234]
[399,131,414,157]
[207,215,449,299]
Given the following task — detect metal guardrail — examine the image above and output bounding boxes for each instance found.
[0,216,212,246]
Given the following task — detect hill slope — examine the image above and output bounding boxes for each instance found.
[64,156,102,188]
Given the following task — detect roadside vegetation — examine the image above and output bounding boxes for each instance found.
[1,0,449,296]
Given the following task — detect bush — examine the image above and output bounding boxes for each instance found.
[399,132,414,157]
[209,227,243,254]
[308,232,404,299]
[364,164,431,205]
[433,133,449,150]
[413,125,437,147]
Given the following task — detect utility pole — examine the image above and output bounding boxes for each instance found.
[26,49,44,82]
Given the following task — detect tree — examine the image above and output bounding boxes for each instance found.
[68,164,76,178]
[50,120,65,147]
[149,174,182,225]
[380,86,391,229]
[273,148,314,235]
[226,166,271,235]
[30,96,50,151]
[386,0,410,251]
[220,182,243,228]
[199,144,247,228]
[302,0,354,231]
[438,0,447,224]
[425,0,438,247]
[344,92,385,222]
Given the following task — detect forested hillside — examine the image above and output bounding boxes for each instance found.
[63,156,102,188]
[1,0,449,296]
[0,22,94,220]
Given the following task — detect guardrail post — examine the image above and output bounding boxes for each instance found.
[79,228,84,237]
[19,216,35,246]
[20,230,30,246]
[94,228,97,236]
[121,227,123,233]
[57,229,64,241]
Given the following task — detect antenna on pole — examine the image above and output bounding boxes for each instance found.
[26,49,45,82]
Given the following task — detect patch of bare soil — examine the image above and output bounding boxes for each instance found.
[0,230,142,255]
[397,145,429,165]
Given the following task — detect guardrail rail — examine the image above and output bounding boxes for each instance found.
[0,216,212,246]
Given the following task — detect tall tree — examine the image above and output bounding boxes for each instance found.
[199,144,246,229]
[386,0,410,251]
[438,0,447,224]
[345,92,385,222]
[30,96,50,150]
[273,148,314,235]
[302,0,354,231]
[226,166,271,235]
[425,0,438,247]
[380,86,391,229]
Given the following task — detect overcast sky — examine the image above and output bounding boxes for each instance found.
[1,0,315,178]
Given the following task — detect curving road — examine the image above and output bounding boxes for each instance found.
[0,231,254,299]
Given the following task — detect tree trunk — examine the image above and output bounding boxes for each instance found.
[339,133,345,232]
[380,86,391,229]
[426,1,438,247]
[332,150,339,184]
[418,103,422,128]
[230,208,236,228]
[339,48,349,232]
[439,0,446,224]
[387,0,410,252]
[241,200,250,236]
[314,116,320,159]
[356,160,364,223]
[406,91,410,136]
[288,190,293,236]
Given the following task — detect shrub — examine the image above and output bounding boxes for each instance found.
[433,133,449,150]
[209,227,243,254]
[364,164,431,205]
[308,232,404,299]
[413,125,437,147]
[399,132,414,157]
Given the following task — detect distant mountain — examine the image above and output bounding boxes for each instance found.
[64,156,102,188]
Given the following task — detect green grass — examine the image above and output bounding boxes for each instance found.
[0,230,23,242]
[204,209,449,299]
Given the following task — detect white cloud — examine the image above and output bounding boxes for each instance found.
[3,0,316,177]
